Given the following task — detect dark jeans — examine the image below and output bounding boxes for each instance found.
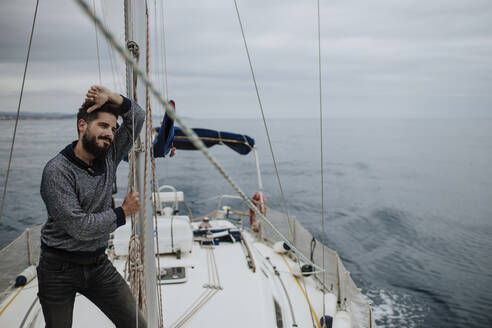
[37,252,147,328]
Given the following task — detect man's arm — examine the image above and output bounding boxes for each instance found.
[113,97,145,164]
[85,85,145,164]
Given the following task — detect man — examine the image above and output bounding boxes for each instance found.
[38,85,147,328]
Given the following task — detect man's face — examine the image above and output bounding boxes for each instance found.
[79,112,117,159]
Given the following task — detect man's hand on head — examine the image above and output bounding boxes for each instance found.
[85,85,124,113]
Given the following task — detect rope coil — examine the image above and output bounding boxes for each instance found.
[126,234,146,309]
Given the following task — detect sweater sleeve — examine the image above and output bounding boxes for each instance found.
[111,96,146,165]
[40,163,119,241]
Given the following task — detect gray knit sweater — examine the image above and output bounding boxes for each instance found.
[40,97,144,253]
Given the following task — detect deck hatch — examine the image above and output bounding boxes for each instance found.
[159,267,187,284]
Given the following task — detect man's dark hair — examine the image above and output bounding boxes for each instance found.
[77,101,121,135]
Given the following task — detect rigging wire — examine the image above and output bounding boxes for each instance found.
[153,0,162,112]
[0,0,40,225]
[73,0,324,272]
[100,1,124,92]
[147,9,164,310]
[157,1,171,180]
[316,0,328,321]
[159,0,169,100]
[92,0,102,84]
[231,0,295,241]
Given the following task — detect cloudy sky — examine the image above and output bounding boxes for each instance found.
[1,0,491,118]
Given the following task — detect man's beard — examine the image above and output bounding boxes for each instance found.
[82,131,111,159]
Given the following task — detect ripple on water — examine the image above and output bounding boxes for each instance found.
[369,288,429,328]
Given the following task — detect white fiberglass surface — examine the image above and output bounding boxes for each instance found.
[160,241,271,327]
[0,231,331,328]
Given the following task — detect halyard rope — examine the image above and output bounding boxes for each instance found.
[0,0,40,225]
[123,1,144,324]
[152,0,162,105]
[73,0,325,272]
[144,4,164,326]
[132,55,144,328]
[158,0,169,99]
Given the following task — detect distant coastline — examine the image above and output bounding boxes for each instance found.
[0,112,186,121]
[0,112,75,120]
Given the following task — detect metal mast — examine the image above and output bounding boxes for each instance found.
[124,1,159,327]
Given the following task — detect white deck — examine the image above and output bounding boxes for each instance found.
[0,219,338,328]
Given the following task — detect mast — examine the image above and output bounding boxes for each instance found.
[124,1,159,327]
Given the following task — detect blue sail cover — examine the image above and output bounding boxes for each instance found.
[153,112,175,157]
[124,112,174,162]
[172,127,254,155]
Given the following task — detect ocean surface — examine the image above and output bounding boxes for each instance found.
[1,117,491,327]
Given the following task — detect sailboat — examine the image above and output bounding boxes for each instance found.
[0,0,375,327]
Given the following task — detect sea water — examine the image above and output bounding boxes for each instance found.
[1,117,491,327]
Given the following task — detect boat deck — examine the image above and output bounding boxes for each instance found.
[0,219,333,328]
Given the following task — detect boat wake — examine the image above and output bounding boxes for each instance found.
[368,288,429,328]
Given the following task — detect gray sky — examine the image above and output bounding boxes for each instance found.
[1,0,491,118]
